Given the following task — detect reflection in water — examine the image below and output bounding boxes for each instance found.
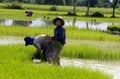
[73,17,76,26]
[0,19,32,26]
[86,21,89,29]
[0,18,119,31]
[13,20,32,26]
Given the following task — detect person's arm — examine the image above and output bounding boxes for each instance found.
[33,43,41,53]
[33,39,41,50]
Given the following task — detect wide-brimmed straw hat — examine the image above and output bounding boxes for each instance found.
[53,16,65,26]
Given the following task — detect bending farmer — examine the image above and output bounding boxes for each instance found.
[24,34,52,61]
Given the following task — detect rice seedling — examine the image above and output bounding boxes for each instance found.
[0,44,112,79]
[0,26,120,42]
[1,43,120,61]
[62,44,120,60]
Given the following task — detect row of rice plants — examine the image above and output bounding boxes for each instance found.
[0,8,120,22]
[0,26,120,41]
[62,44,120,60]
[0,44,112,79]
[1,43,120,61]
[0,3,120,15]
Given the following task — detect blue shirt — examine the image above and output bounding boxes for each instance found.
[53,26,66,45]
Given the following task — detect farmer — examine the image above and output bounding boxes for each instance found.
[45,16,66,65]
[25,10,33,16]
[24,34,52,61]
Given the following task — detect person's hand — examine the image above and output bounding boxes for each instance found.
[45,35,53,42]
[48,36,53,41]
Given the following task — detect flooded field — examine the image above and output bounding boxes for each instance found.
[0,18,120,31]
[0,36,23,45]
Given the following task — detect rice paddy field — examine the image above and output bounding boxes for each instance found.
[0,25,119,79]
[0,3,120,79]
[0,3,120,22]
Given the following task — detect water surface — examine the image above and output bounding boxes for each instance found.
[0,18,119,31]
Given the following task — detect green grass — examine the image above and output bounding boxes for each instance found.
[0,44,112,79]
[62,44,120,60]
[0,26,120,41]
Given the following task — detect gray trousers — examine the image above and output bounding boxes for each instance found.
[32,42,50,60]
[45,41,63,65]
[51,48,63,65]
[32,41,63,65]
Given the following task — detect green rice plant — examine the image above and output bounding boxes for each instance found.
[0,7,120,22]
[49,6,57,11]
[1,44,120,61]
[0,26,53,36]
[66,27,120,41]
[0,5,120,22]
[0,3,119,15]
[62,44,120,60]
[0,26,120,42]
[0,44,112,79]
[3,3,23,9]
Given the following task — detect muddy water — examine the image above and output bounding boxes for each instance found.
[0,36,23,45]
[61,58,120,79]
[0,36,120,79]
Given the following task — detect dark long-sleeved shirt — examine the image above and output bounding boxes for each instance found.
[52,26,66,45]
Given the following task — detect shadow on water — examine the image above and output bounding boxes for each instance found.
[0,18,120,31]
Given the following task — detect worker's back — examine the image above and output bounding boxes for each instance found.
[33,34,51,49]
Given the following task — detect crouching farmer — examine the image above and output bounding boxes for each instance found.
[25,10,33,16]
[24,34,53,62]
